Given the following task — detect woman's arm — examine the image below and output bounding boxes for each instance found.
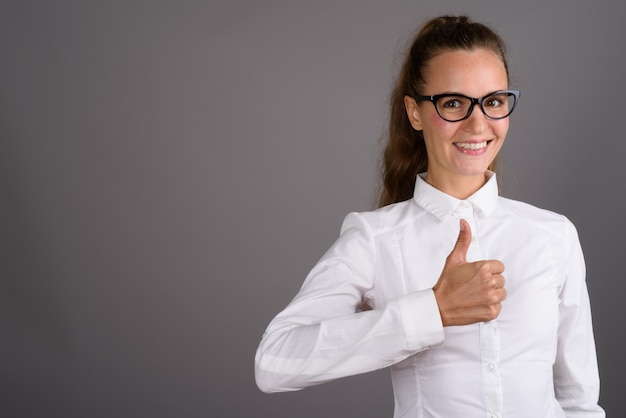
[254,212,444,393]
[553,219,605,417]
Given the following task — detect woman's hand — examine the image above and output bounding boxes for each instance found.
[433,219,507,326]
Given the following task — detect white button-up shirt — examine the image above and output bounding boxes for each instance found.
[255,172,604,417]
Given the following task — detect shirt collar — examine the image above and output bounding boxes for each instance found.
[412,171,499,221]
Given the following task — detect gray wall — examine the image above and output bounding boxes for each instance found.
[1,1,623,417]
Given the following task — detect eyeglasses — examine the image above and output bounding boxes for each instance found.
[413,89,520,122]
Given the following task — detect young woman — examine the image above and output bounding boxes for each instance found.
[255,15,604,417]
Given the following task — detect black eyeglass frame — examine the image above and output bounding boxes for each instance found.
[413,89,521,122]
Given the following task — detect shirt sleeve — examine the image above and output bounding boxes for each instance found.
[255,212,445,393]
[553,219,605,417]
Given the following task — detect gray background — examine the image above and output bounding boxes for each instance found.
[1,1,623,417]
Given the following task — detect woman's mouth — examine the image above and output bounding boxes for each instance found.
[454,141,489,151]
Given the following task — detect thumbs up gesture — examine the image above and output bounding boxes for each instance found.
[433,219,507,326]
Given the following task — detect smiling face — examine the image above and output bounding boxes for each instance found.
[404,48,510,198]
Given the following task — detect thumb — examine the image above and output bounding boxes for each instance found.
[447,219,472,265]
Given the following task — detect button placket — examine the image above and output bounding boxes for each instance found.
[457,202,502,417]
[480,321,502,417]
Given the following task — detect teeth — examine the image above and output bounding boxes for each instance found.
[455,141,487,150]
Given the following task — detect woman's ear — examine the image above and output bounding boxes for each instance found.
[404,95,423,131]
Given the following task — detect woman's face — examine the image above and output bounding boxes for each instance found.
[404,48,510,196]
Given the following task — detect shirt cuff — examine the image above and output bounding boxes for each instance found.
[396,289,445,351]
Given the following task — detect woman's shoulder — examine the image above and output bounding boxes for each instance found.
[496,195,578,236]
[341,198,427,237]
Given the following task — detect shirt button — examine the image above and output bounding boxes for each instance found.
[487,363,496,371]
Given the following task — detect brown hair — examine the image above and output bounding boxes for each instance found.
[378,15,510,207]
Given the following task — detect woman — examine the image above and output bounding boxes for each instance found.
[255,15,604,417]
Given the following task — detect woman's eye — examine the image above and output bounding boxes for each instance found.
[442,99,462,108]
[485,95,505,107]
[437,96,469,114]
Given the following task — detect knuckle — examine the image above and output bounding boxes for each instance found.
[484,291,500,304]
[486,303,501,319]
[477,262,491,275]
